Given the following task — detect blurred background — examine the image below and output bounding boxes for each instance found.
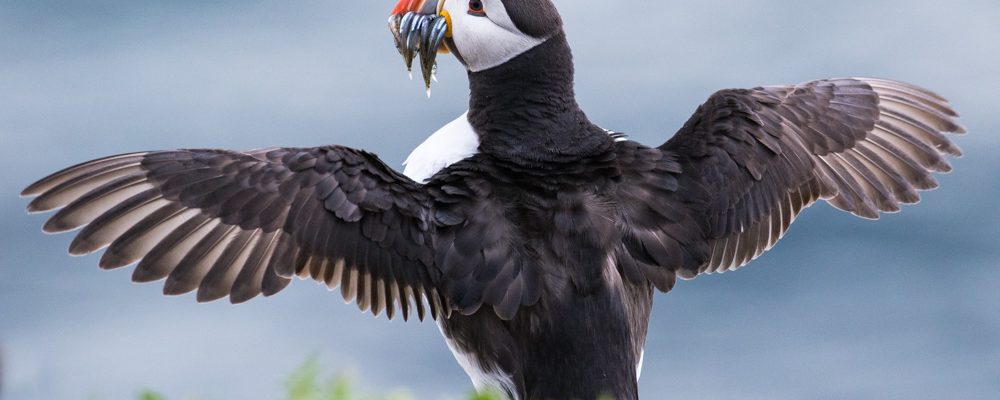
[1,1,998,399]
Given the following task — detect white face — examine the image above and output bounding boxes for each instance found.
[442,0,548,72]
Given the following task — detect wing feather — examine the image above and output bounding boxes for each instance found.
[620,78,962,287]
[163,224,240,296]
[24,147,443,320]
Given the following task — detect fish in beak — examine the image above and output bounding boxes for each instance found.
[389,0,450,95]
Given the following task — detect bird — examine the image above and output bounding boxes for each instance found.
[21,0,965,399]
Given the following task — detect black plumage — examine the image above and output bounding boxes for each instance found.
[22,2,964,399]
[25,147,445,321]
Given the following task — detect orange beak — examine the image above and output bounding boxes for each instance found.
[390,0,440,17]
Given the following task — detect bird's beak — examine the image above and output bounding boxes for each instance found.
[389,0,451,94]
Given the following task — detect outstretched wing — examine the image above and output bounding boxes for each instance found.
[22,147,446,321]
[619,78,963,288]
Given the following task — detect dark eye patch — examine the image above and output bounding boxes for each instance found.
[468,0,486,16]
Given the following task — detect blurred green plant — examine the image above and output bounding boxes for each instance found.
[130,357,503,400]
[283,356,412,400]
[136,390,167,400]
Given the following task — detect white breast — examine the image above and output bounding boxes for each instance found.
[402,113,627,183]
[403,111,480,183]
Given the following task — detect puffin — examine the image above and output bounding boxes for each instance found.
[21,1,965,399]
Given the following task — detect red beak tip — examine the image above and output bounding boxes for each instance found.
[391,0,419,16]
[391,0,437,16]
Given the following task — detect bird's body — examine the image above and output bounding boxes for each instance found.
[417,34,646,397]
[22,1,965,399]
[438,268,652,399]
[426,141,645,399]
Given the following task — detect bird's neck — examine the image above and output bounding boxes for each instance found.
[467,33,611,165]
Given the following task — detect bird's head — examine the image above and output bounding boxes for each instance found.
[389,0,563,91]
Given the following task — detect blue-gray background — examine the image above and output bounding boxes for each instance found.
[1,1,998,399]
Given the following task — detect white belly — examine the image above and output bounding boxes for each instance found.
[436,321,518,400]
[403,111,480,183]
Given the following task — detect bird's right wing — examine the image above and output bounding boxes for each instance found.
[616,78,964,291]
[23,146,446,321]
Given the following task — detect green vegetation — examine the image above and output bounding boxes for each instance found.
[282,357,411,400]
[132,357,502,400]
[136,391,168,400]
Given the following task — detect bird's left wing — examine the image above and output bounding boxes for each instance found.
[22,147,445,321]
[617,78,963,290]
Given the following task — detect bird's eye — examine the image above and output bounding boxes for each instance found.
[468,0,486,17]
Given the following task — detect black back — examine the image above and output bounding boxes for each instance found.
[467,33,613,165]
